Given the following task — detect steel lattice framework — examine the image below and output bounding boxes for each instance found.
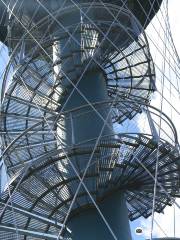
[0,0,180,239]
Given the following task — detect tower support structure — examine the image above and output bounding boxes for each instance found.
[1,1,180,240]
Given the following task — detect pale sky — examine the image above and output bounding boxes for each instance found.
[131,1,180,239]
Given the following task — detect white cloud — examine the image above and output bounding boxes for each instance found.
[140,199,180,238]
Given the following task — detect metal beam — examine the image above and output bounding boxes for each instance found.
[13,140,57,150]
[0,111,53,122]
[0,201,71,232]
[1,130,56,134]
[16,77,60,107]
[8,147,100,172]
[146,108,159,141]
[5,94,57,115]
[0,223,60,239]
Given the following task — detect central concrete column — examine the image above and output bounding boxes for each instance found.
[53,36,132,240]
[66,191,132,240]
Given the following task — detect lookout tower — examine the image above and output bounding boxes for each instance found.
[1,1,179,239]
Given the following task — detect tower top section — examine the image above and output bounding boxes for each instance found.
[0,0,162,43]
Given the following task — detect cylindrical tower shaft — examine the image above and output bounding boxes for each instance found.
[67,191,131,240]
[53,40,132,239]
